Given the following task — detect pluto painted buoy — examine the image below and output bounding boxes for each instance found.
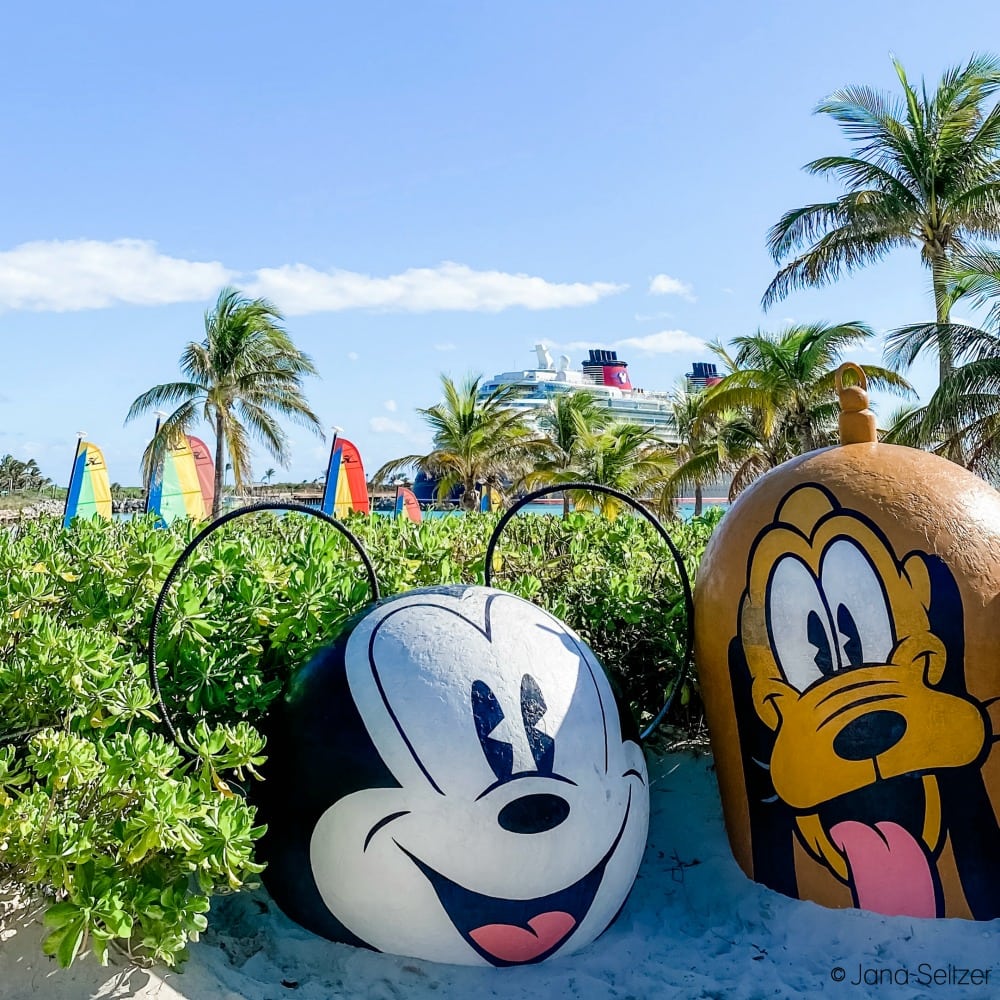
[255,585,650,966]
[694,364,1000,920]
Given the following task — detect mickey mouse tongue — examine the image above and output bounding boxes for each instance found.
[469,912,576,964]
[829,820,936,917]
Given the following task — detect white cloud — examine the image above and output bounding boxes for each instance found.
[370,416,412,435]
[434,342,457,352]
[551,330,705,356]
[384,400,397,412]
[0,239,235,311]
[556,340,612,354]
[614,330,706,354]
[648,274,695,301]
[248,261,625,315]
[0,239,624,318]
[347,351,359,361]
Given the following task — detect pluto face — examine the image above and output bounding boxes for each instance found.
[307,586,649,966]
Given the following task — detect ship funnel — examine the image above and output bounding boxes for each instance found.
[534,343,554,370]
[583,349,632,389]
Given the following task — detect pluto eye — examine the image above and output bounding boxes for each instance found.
[807,610,836,676]
[820,539,895,669]
[767,555,837,691]
[521,674,554,774]
[837,604,863,667]
[471,680,513,782]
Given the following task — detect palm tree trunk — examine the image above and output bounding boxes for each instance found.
[932,249,966,466]
[213,413,225,519]
[694,482,703,517]
[932,251,954,385]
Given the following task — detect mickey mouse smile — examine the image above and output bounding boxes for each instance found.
[395,789,633,966]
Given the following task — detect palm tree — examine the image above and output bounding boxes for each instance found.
[263,468,276,485]
[884,248,1000,478]
[126,287,323,517]
[696,323,912,495]
[558,421,674,518]
[763,54,1000,387]
[527,389,611,515]
[659,388,731,517]
[373,374,537,509]
[0,455,51,492]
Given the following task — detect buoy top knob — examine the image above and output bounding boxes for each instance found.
[836,362,877,445]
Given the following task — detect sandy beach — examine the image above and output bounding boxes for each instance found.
[2,751,997,1000]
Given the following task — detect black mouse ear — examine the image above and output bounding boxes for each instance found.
[482,482,694,742]
[147,502,381,745]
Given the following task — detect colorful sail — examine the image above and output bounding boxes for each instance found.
[187,435,215,516]
[147,434,206,524]
[321,436,370,516]
[394,486,422,523]
[479,486,501,513]
[63,440,112,527]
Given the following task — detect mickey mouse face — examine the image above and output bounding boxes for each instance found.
[305,586,649,966]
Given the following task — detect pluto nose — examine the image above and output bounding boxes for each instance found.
[497,793,571,834]
[833,710,907,761]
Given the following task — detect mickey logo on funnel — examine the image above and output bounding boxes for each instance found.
[258,586,648,966]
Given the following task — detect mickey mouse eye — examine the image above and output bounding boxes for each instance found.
[521,674,554,774]
[472,680,513,783]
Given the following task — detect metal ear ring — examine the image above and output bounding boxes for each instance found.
[482,482,694,741]
[147,501,380,745]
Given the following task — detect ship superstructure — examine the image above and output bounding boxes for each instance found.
[477,344,683,441]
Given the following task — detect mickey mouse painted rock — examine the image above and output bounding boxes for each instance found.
[255,584,649,966]
[694,364,1000,920]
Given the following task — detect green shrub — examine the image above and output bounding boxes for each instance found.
[0,507,718,968]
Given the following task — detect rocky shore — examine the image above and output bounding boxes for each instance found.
[0,498,146,522]
[0,500,64,522]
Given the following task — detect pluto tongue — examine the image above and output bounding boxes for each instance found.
[830,820,937,917]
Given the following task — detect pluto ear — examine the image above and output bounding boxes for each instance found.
[728,635,797,898]
[913,553,966,697]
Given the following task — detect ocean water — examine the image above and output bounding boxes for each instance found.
[375,500,728,520]
[117,499,728,523]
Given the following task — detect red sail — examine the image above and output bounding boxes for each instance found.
[187,436,216,515]
[338,437,370,514]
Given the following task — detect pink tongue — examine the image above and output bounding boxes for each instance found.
[830,820,936,917]
[469,911,576,963]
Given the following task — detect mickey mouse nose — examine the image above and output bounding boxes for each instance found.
[833,710,907,761]
[497,793,570,834]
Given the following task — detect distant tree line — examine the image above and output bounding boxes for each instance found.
[0,455,53,493]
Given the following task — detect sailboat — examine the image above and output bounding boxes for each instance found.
[321,434,370,516]
[63,436,112,527]
[147,432,206,524]
[394,485,422,523]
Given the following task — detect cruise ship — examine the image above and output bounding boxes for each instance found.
[476,345,720,443]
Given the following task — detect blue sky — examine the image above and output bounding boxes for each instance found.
[3,1,1000,486]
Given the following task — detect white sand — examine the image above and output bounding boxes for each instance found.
[2,752,997,1000]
